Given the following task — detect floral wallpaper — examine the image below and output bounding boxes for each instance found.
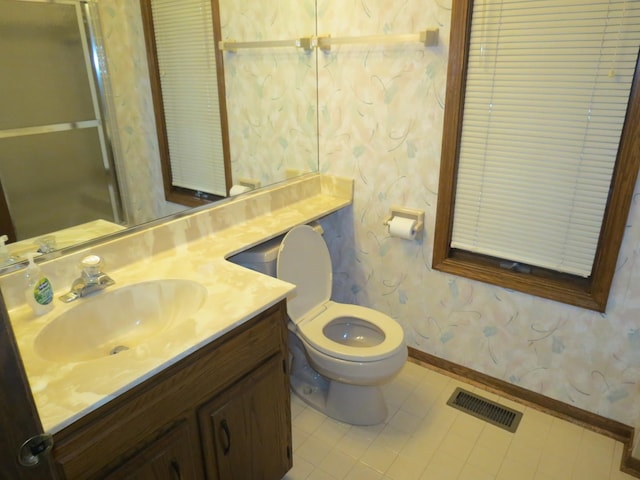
[219,0,318,187]
[316,0,640,443]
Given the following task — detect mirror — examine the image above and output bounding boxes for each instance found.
[0,0,319,267]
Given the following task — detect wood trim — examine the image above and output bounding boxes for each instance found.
[165,187,224,209]
[432,0,472,267]
[438,253,600,311]
[210,0,233,194]
[139,0,173,203]
[433,0,640,312]
[409,347,640,478]
[0,179,17,243]
[590,56,640,308]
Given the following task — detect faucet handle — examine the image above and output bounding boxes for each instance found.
[81,255,104,278]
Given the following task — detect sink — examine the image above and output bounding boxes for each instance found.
[34,279,208,363]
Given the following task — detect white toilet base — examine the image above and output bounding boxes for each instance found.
[290,373,389,426]
[325,382,388,426]
[289,334,389,425]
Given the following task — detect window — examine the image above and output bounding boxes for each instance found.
[433,0,640,311]
[140,0,232,207]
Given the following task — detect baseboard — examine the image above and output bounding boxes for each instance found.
[408,347,640,478]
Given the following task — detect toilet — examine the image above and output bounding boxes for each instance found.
[231,224,407,425]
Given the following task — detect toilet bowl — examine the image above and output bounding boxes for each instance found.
[275,225,407,425]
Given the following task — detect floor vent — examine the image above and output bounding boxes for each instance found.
[446,387,523,433]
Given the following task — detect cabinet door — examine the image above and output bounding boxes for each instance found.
[199,356,291,480]
[103,421,202,480]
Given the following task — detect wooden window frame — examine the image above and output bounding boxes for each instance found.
[140,0,233,207]
[433,0,640,312]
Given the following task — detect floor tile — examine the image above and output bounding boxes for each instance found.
[287,360,635,480]
[467,443,505,476]
[316,447,357,480]
[459,463,497,480]
[346,461,386,480]
[420,450,464,480]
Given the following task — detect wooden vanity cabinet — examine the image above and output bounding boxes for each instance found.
[199,357,291,480]
[50,301,292,480]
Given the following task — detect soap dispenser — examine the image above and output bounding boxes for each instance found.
[24,253,54,316]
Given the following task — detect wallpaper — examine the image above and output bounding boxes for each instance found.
[219,0,318,187]
[316,0,640,439]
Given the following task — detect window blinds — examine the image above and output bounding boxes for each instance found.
[150,0,227,196]
[451,0,640,277]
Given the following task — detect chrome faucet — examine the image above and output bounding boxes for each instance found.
[59,255,115,303]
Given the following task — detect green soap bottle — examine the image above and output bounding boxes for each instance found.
[24,253,54,316]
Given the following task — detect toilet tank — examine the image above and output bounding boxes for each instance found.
[229,235,283,276]
[228,222,323,276]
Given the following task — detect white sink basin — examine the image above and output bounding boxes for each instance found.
[34,279,208,363]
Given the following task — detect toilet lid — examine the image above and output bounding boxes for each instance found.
[277,225,332,325]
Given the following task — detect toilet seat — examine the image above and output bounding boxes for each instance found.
[296,301,406,362]
[277,225,405,363]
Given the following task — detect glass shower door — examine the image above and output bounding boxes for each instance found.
[0,0,122,243]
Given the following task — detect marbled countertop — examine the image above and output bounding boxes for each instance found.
[6,175,352,433]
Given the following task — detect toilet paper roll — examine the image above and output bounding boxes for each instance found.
[230,184,252,195]
[388,216,417,240]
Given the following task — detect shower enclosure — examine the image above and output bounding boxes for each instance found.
[0,0,123,244]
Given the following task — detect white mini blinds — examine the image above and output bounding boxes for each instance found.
[451,0,640,277]
[150,0,227,196]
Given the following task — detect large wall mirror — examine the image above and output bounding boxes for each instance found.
[0,0,319,269]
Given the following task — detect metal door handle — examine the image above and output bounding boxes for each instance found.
[170,458,182,480]
[18,434,54,467]
[220,419,231,455]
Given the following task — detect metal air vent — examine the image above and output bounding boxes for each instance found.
[447,387,523,433]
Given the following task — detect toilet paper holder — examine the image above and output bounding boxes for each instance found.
[383,206,424,240]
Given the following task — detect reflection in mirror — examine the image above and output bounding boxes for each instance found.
[0,0,188,266]
[221,0,318,185]
[140,0,232,207]
[0,0,319,269]
[0,0,127,251]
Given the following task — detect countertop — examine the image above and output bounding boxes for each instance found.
[6,174,352,433]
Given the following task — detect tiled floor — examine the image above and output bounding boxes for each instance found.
[284,360,637,480]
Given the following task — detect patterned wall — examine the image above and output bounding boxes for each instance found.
[219,0,318,187]
[317,0,640,436]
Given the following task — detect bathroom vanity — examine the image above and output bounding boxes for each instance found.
[52,302,291,479]
[0,175,353,479]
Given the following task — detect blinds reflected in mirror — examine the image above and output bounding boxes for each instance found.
[150,0,227,196]
[451,0,640,277]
